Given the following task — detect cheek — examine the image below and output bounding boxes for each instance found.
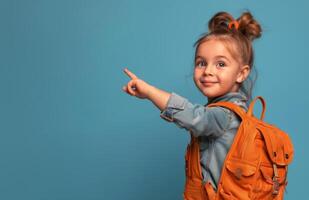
[220,71,238,84]
[194,68,202,76]
[193,73,200,85]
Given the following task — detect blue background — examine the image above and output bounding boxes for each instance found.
[0,0,307,199]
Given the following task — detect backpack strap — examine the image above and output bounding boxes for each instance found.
[207,96,267,121]
[207,101,247,120]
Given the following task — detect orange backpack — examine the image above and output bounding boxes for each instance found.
[183,96,294,200]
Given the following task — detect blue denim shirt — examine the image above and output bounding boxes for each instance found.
[160,91,248,190]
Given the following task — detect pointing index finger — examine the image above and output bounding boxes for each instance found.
[124,68,138,79]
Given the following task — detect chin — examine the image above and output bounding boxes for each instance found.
[205,93,220,99]
[199,90,219,99]
[198,86,222,99]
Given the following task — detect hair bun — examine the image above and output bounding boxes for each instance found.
[208,11,234,32]
[208,11,262,41]
[237,11,262,41]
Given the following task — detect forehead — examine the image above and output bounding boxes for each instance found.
[196,39,234,59]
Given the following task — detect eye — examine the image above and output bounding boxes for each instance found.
[216,61,226,68]
[195,60,206,68]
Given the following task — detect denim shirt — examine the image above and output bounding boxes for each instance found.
[160,91,248,190]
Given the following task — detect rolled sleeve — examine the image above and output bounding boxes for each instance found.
[160,92,231,138]
[160,92,187,122]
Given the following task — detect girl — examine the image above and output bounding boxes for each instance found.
[122,11,262,199]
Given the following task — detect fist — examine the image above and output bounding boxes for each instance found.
[122,68,152,99]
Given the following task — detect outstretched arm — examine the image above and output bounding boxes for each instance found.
[122,68,230,138]
[147,85,171,111]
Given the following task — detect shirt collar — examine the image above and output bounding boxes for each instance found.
[205,90,248,106]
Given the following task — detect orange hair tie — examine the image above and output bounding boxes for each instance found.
[228,20,239,30]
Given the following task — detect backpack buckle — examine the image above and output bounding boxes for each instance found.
[272,164,280,195]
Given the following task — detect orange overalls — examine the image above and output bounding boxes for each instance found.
[183,132,216,200]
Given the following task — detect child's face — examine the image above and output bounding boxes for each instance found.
[194,39,249,99]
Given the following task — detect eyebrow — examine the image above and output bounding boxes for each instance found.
[195,55,231,62]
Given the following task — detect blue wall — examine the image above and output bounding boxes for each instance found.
[0,0,307,199]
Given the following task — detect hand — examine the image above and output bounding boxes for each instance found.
[122,68,152,99]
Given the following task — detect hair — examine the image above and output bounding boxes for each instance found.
[193,10,262,103]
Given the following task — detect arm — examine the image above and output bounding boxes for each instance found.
[146,85,171,111]
[123,68,230,138]
[160,92,231,138]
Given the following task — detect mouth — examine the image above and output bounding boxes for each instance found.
[200,81,217,86]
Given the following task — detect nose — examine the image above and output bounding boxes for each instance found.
[203,65,215,76]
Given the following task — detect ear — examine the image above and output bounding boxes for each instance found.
[236,65,250,83]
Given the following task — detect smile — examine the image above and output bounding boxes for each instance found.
[201,82,217,86]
